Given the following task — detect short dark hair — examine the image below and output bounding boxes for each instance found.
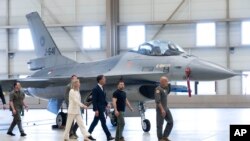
[97,75,104,83]
[117,80,124,85]
[13,82,18,88]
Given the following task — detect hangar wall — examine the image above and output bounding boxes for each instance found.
[0,0,250,108]
[119,0,250,95]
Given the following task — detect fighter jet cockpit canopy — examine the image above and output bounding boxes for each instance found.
[130,40,186,56]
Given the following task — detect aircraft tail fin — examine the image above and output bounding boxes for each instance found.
[26,12,61,57]
[26,12,77,70]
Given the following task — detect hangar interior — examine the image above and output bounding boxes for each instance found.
[1,0,250,107]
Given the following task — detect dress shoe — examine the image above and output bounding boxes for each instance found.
[115,137,125,141]
[107,136,115,140]
[88,135,96,141]
[20,132,27,136]
[119,137,125,141]
[162,137,171,141]
[7,131,15,136]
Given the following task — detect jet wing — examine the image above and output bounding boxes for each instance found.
[20,78,68,87]
[25,72,164,86]
[0,79,19,92]
[0,72,164,91]
[0,78,68,91]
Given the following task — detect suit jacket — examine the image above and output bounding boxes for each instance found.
[92,85,108,112]
[68,89,84,115]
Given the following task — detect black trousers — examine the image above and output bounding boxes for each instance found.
[70,122,79,135]
[88,111,111,138]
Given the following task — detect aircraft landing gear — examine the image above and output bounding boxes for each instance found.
[52,106,67,129]
[56,112,67,127]
[138,102,151,132]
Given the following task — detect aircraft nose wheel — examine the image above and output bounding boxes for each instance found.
[138,102,151,132]
[142,119,151,132]
[54,112,67,129]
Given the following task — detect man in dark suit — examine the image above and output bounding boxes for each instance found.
[0,85,7,110]
[88,75,114,141]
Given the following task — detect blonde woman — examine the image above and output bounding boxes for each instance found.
[63,79,92,141]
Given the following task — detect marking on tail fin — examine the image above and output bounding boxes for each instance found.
[26,12,61,57]
[45,46,56,56]
[26,12,77,68]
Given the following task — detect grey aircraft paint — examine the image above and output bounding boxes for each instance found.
[0,12,238,115]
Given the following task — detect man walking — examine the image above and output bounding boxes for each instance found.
[112,80,133,141]
[88,75,114,141]
[155,76,173,141]
[7,82,28,137]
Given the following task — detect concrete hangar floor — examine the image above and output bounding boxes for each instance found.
[1,108,250,141]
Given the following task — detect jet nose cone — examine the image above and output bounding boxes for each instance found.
[188,59,237,81]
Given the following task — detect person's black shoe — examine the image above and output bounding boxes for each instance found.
[7,131,15,136]
[88,135,96,140]
[20,132,27,136]
[120,137,125,141]
[107,136,115,140]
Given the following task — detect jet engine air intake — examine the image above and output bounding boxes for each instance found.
[139,85,158,99]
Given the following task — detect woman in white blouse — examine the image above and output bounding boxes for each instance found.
[63,79,91,141]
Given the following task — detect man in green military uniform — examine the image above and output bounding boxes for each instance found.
[64,75,80,139]
[155,76,173,141]
[7,82,28,137]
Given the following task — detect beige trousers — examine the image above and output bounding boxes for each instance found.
[63,114,90,139]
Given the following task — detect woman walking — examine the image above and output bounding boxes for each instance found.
[63,79,91,141]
